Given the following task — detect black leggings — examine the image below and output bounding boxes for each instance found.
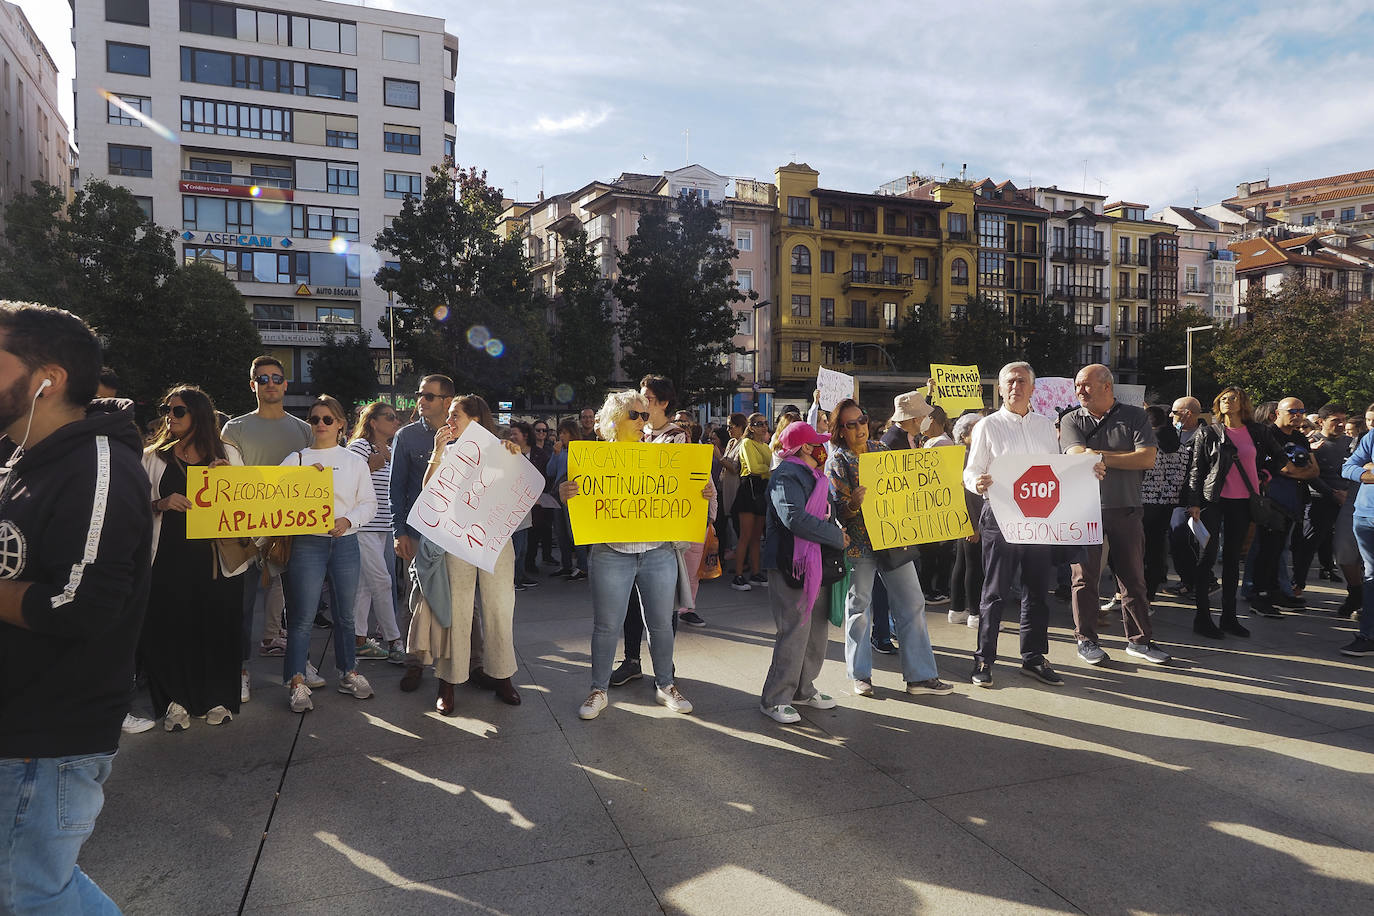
[950,537,984,614]
[1196,498,1252,618]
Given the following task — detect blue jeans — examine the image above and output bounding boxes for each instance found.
[846,555,939,682]
[283,534,360,682]
[0,753,121,915]
[1350,516,1374,639]
[589,544,677,690]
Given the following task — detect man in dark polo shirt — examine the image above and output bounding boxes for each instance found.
[1060,364,1170,666]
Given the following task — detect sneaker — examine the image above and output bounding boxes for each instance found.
[730,575,752,591]
[967,613,980,629]
[679,610,707,628]
[1020,661,1064,686]
[567,569,588,582]
[655,683,693,714]
[579,688,608,720]
[948,609,970,625]
[304,663,326,689]
[1077,639,1108,666]
[871,638,897,655]
[749,572,769,588]
[609,658,642,687]
[551,568,574,578]
[355,638,389,660]
[289,683,313,713]
[1125,641,1171,664]
[906,678,954,695]
[121,713,155,735]
[205,705,233,726]
[761,703,801,724]
[1100,595,1122,613]
[793,692,837,709]
[258,637,286,657]
[1250,593,1283,618]
[1321,567,1342,583]
[514,581,529,592]
[338,672,374,699]
[970,665,993,687]
[852,678,875,697]
[521,577,540,588]
[163,701,190,732]
[926,592,951,606]
[1273,593,1306,610]
[241,671,251,704]
[1339,636,1374,657]
[387,643,408,665]
[1335,599,1360,619]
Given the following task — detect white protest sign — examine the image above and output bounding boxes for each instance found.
[407,423,545,572]
[1115,383,1146,407]
[985,453,1102,545]
[817,366,855,412]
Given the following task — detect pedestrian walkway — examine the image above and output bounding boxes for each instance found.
[86,577,1372,915]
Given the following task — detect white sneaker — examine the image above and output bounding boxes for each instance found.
[163,702,190,732]
[655,683,693,714]
[205,705,233,726]
[948,609,970,625]
[289,683,313,713]
[761,703,801,724]
[304,663,326,689]
[337,672,374,699]
[793,692,837,709]
[1125,641,1171,665]
[578,688,608,720]
[121,713,155,735]
[240,671,251,704]
[967,613,980,629]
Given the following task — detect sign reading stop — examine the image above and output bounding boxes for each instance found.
[1014,465,1060,518]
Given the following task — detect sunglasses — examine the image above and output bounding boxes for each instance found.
[416,392,445,402]
[626,410,649,421]
[158,404,188,418]
[254,373,286,385]
[308,415,336,426]
[749,420,767,427]
[1285,408,1305,415]
[842,415,870,430]
[534,427,548,433]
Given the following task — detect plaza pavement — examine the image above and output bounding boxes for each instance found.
[84,569,1373,915]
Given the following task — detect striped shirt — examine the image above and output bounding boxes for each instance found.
[347,438,393,533]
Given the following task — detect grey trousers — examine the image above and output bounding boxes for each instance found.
[761,574,834,708]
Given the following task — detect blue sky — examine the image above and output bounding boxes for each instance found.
[23,0,1374,208]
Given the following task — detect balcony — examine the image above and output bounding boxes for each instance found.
[1052,285,1108,302]
[842,269,914,291]
[1117,252,1148,267]
[1017,240,1045,255]
[1206,249,1234,261]
[1016,279,1044,293]
[1115,320,1140,334]
[786,214,813,227]
[1075,322,1109,339]
[253,318,359,346]
[1049,246,1070,261]
[951,276,969,286]
[820,219,876,234]
[884,224,942,240]
[947,230,972,243]
[1070,247,1109,264]
[181,169,293,189]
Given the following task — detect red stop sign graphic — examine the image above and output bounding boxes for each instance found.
[1014,465,1060,518]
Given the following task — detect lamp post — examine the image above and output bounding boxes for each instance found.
[1163,324,1214,398]
[751,298,769,414]
[386,290,397,406]
[852,342,898,372]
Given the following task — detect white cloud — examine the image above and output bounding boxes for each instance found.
[531,109,611,135]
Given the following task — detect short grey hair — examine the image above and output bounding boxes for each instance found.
[953,412,982,444]
[999,361,1035,386]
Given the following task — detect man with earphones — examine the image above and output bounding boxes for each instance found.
[0,301,152,912]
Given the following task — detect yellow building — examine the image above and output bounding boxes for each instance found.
[770,163,978,400]
[1103,202,1179,385]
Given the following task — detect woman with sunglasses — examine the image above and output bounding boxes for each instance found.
[827,398,951,699]
[140,386,251,731]
[281,396,377,713]
[731,413,772,590]
[527,419,558,572]
[347,401,406,664]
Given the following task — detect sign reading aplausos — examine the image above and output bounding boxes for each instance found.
[985,453,1102,545]
[407,423,545,572]
[187,466,334,538]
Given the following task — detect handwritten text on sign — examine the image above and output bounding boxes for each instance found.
[408,423,545,573]
[985,453,1102,545]
[859,446,973,548]
[187,466,334,538]
[568,441,713,544]
[928,364,984,414]
[817,366,856,412]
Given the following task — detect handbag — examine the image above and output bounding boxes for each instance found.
[776,526,847,590]
[1232,456,1296,533]
[697,526,722,580]
[875,544,920,571]
[828,559,851,627]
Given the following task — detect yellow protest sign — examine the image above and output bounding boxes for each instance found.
[186,465,334,539]
[928,364,984,414]
[858,446,972,548]
[567,441,713,545]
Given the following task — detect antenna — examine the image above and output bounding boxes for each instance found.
[1082,160,1088,192]
[684,128,689,165]
[538,165,544,198]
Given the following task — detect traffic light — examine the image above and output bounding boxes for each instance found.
[836,341,853,363]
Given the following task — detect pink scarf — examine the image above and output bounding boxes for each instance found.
[782,455,832,619]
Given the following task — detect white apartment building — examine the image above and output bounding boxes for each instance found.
[74,0,458,405]
[1,1,72,226]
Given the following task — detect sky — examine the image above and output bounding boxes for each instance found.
[19,0,1374,209]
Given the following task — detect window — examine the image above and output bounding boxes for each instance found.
[792,341,811,363]
[384,78,420,109]
[444,135,455,159]
[850,300,868,328]
[107,94,150,126]
[107,0,150,26]
[445,47,458,78]
[1341,208,1356,222]
[883,255,898,277]
[851,253,866,275]
[107,42,151,76]
[181,97,292,141]
[820,298,835,326]
[327,163,359,195]
[913,257,929,280]
[790,245,811,274]
[133,196,154,220]
[1302,214,1316,226]
[444,90,455,123]
[326,127,358,148]
[820,250,835,274]
[978,212,1005,249]
[1185,266,1199,292]
[384,171,422,199]
[108,143,152,178]
[883,302,898,331]
[786,196,810,225]
[180,0,236,38]
[187,156,230,174]
[735,269,753,292]
[736,309,753,335]
[317,306,356,324]
[179,48,357,101]
[790,295,811,317]
[382,32,421,63]
[735,228,752,252]
[948,212,968,238]
[383,126,421,155]
[951,257,969,285]
[293,204,360,240]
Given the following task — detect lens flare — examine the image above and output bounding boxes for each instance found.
[485,339,505,357]
[554,383,574,404]
[466,325,491,349]
[98,88,177,143]
[249,185,263,198]
[330,236,351,255]
[433,305,450,321]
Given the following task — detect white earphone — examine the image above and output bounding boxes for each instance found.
[36,378,52,397]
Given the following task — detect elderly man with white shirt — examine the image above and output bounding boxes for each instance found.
[963,361,1104,688]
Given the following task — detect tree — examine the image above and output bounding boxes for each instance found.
[946,294,1014,369]
[159,263,262,417]
[1210,278,1344,407]
[309,325,379,414]
[614,193,748,405]
[374,164,550,405]
[1137,306,1217,405]
[890,294,949,373]
[551,226,614,406]
[1018,300,1080,378]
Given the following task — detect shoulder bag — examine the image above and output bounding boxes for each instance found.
[257,450,302,583]
[1232,453,1296,533]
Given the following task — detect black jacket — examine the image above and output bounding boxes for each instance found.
[1187,421,1287,508]
[0,400,152,758]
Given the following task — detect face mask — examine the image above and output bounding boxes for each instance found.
[810,444,829,465]
[1174,421,1183,431]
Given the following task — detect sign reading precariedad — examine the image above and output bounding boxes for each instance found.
[816,366,855,412]
[928,364,984,414]
[985,453,1102,545]
[567,441,713,544]
[407,422,544,573]
[859,446,973,548]
[187,466,334,538]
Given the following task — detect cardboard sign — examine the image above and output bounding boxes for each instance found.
[817,366,855,412]
[187,466,334,538]
[859,446,973,548]
[1030,377,1078,418]
[985,453,1102,545]
[407,423,545,573]
[567,441,713,544]
[928,364,984,414]
[1115,383,1146,407]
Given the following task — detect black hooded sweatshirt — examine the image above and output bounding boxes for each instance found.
[0,399,152,758]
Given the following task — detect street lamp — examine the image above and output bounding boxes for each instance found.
[1164,324,1214,398]
[386,290,397,406]
[751,299,769,413]
[852,342,898,373]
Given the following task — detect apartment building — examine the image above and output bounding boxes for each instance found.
[1032,187,1110,368]
[75,0,458,405]
[1,1,72,227]
[971,178,1048,345]
[1230,233,1374,307]
[1100,202,1177,384]
[1226,168,1374,231]
[1151,205,1237,322]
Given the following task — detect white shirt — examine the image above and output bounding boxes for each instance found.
[962,405,1061,493]
[282,445,377,535]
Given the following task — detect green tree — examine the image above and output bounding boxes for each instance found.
[1324,302,1374,411]
[1137,306,1217,405]
[0,181,73,302]
[890,294,949,373]
[374,164,550,404]
[159,262,262,417]
[614,194,748,405]
[1210,278,1342,407]
[1018,300,1080,378]
[552,226,614,406]
[309,325,379,415]
[946,294,1014,369]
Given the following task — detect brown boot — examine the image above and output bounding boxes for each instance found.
[436,680,456,716]
[399,665,423,692]
[492,677,521,706]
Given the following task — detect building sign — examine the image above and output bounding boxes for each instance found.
[294,285,360,298]
[182,231,289,249]
[178,180,293,201]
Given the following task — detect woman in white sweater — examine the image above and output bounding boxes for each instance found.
[280,395,377,713]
